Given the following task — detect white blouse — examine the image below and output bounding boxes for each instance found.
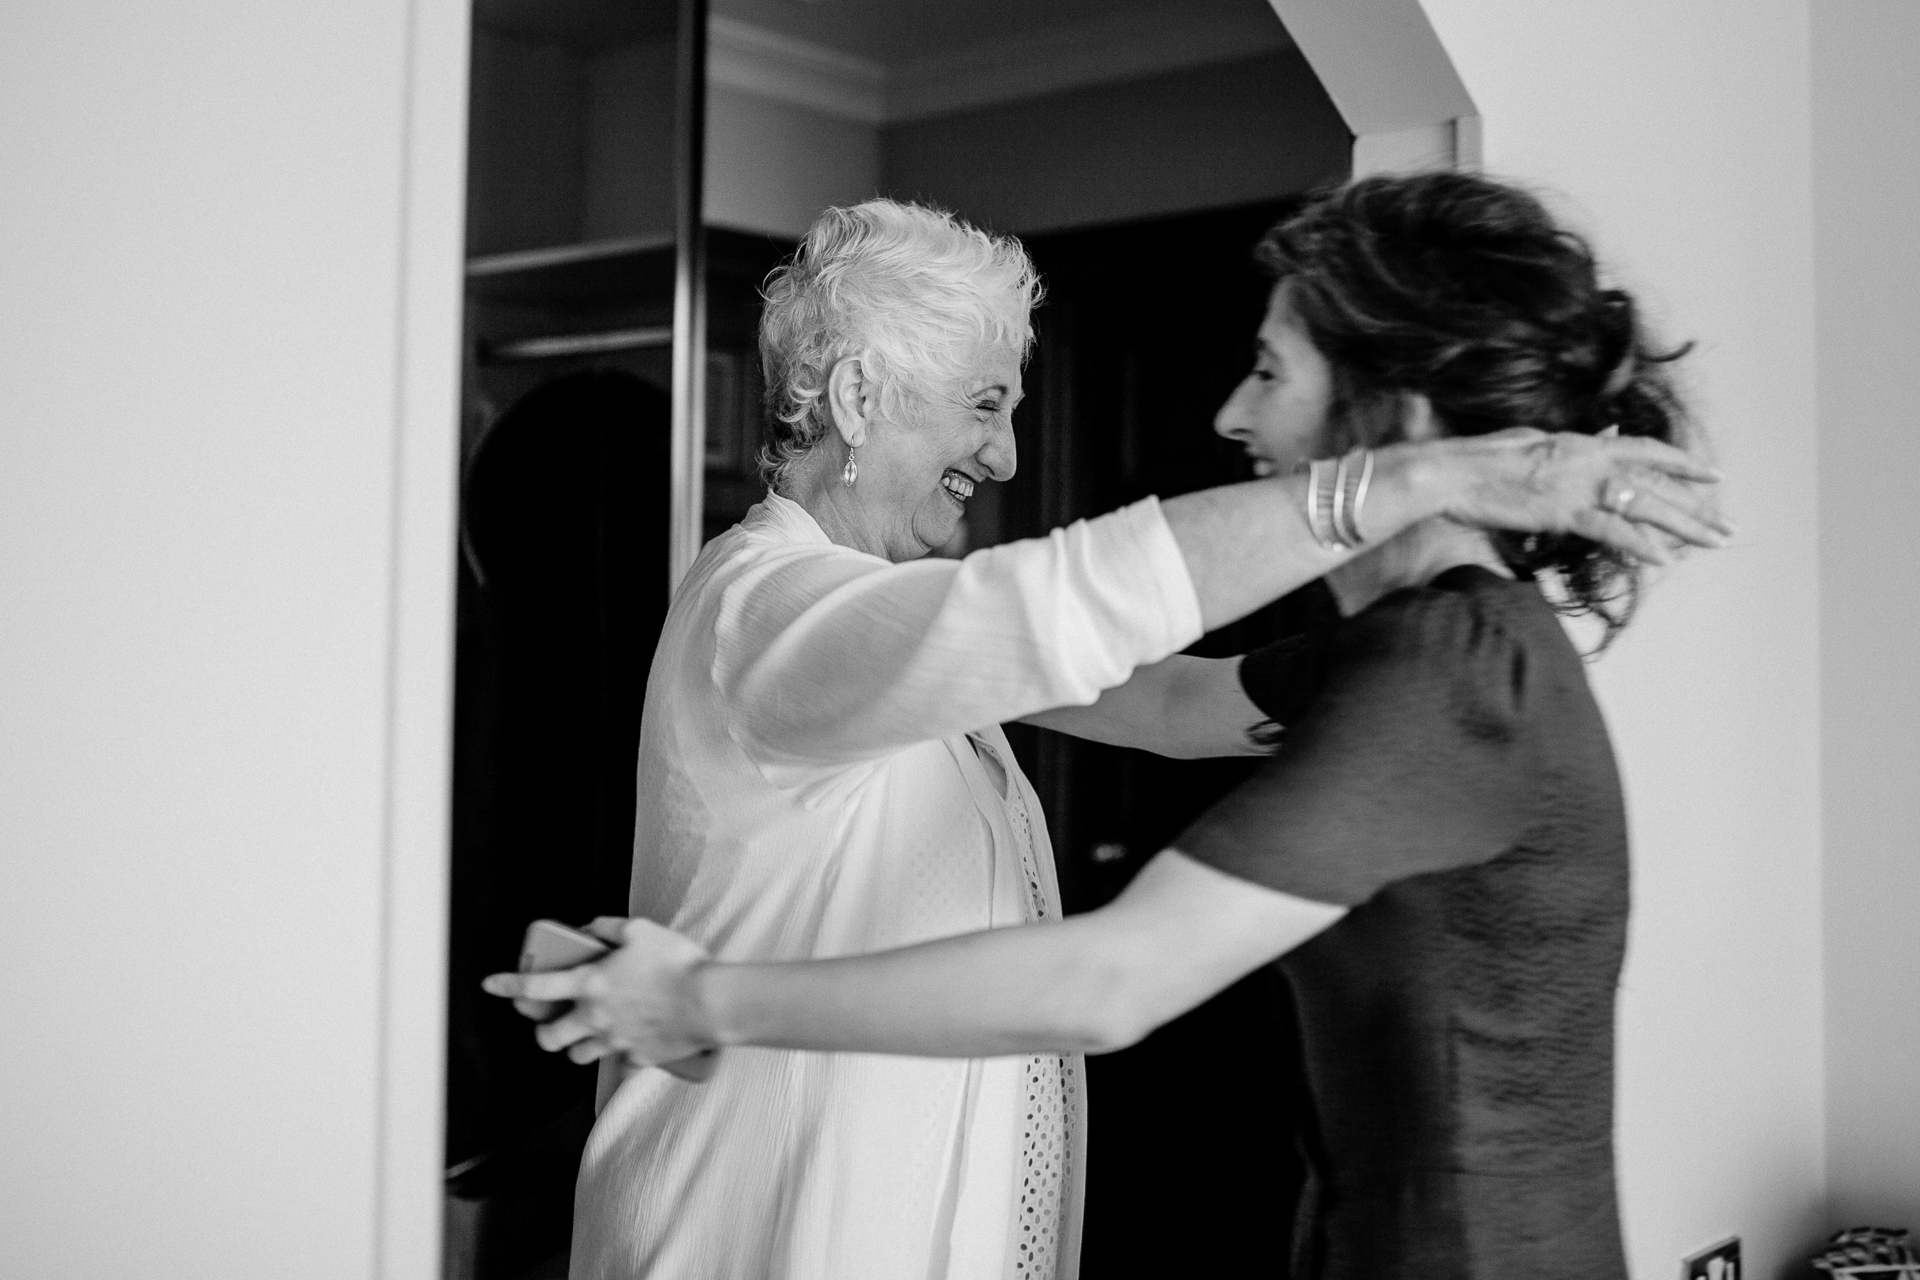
[570,492,1204,1280]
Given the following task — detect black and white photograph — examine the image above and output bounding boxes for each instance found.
[2,2,1915,1278]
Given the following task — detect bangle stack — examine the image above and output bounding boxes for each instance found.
[1303,449,1375,551]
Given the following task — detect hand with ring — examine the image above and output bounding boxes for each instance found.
[1601,478,1639,517]
[1422,427,1731,564]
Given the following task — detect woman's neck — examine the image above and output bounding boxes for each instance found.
[783,449,884,558]
[1324,518,1512,616]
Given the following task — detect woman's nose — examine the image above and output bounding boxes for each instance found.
[1214,385,1251,441]
[978,416,1017,482]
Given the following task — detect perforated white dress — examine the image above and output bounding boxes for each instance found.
[569,491,1203,1280]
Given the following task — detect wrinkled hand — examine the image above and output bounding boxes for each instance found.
[1430,428,1731,564]
[483,918,718,1075]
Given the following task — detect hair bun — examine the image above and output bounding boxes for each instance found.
[1256,171,1694,650]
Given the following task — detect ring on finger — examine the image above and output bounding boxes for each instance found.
[1603,479,1639,516]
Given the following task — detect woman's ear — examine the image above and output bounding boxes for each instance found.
[826,356,873,450]
[1398,392,1443,442]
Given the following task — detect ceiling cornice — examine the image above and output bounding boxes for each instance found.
[708,16,888,124]
[707,6,1291,127]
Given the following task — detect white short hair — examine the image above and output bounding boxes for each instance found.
[756,199,1042,491]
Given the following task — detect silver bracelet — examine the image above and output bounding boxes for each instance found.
[1331,452,1351,550]
[1304,459,1338,548]
[1340,448,1375,547]
[1305,451,1376,551]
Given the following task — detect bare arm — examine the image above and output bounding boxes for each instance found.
[1020,655,1267,759]
[487,850,1345,1063]
[1160,432,1727,632]
[1021,430,1727,753]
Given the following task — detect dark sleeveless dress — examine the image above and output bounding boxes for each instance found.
[1177,566,1630,1280]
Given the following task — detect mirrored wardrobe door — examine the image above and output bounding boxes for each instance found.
[444,2,702,1276]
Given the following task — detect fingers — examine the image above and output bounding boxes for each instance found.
[568,1037,615,1065]
[585,916,628,945]
[1596,460,1733,547]
[489,923,717,1069]
[536,1009,602,1055]
[485,966,620,1062]
[1616,485,1730,551]
[513,996,560,1022]
[1598,436,1723,486]
[1569,506,1671,565]
[483,968,589,1003]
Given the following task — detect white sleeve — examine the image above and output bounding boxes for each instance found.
[712,497,1204,789]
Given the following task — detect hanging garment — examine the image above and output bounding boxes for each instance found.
[446,369,673,1180]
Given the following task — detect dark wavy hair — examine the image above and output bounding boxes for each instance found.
[1256,171,1692,647]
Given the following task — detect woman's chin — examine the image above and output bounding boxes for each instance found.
[913,508,965,557]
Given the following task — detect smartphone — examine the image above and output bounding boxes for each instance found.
[515,918,719,1085]
[520,918,611,977]
[516,918,610,1025]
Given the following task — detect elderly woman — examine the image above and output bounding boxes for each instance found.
[491,196,1724,1280]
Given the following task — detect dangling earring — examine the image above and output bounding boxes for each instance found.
[842,446,858,488]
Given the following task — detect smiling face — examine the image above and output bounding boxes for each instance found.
[1213,287,1338,475]
[853,343,1021,561]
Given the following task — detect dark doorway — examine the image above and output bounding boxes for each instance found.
[997,199,1339,1276]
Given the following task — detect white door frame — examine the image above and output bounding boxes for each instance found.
[1267,0,1480,175]
[377,0,470,1274]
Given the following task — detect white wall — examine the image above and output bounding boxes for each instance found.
[1813,0,1920,1233]
[1414,2,1830,1276]
[706,87,879,238]
[0,2,461,1276]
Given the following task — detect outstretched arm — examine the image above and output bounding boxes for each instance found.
[1019,655,1267,759]
[1159,430,1726,633]
[483,850,1344,1064]
[1021,429,1725,758]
